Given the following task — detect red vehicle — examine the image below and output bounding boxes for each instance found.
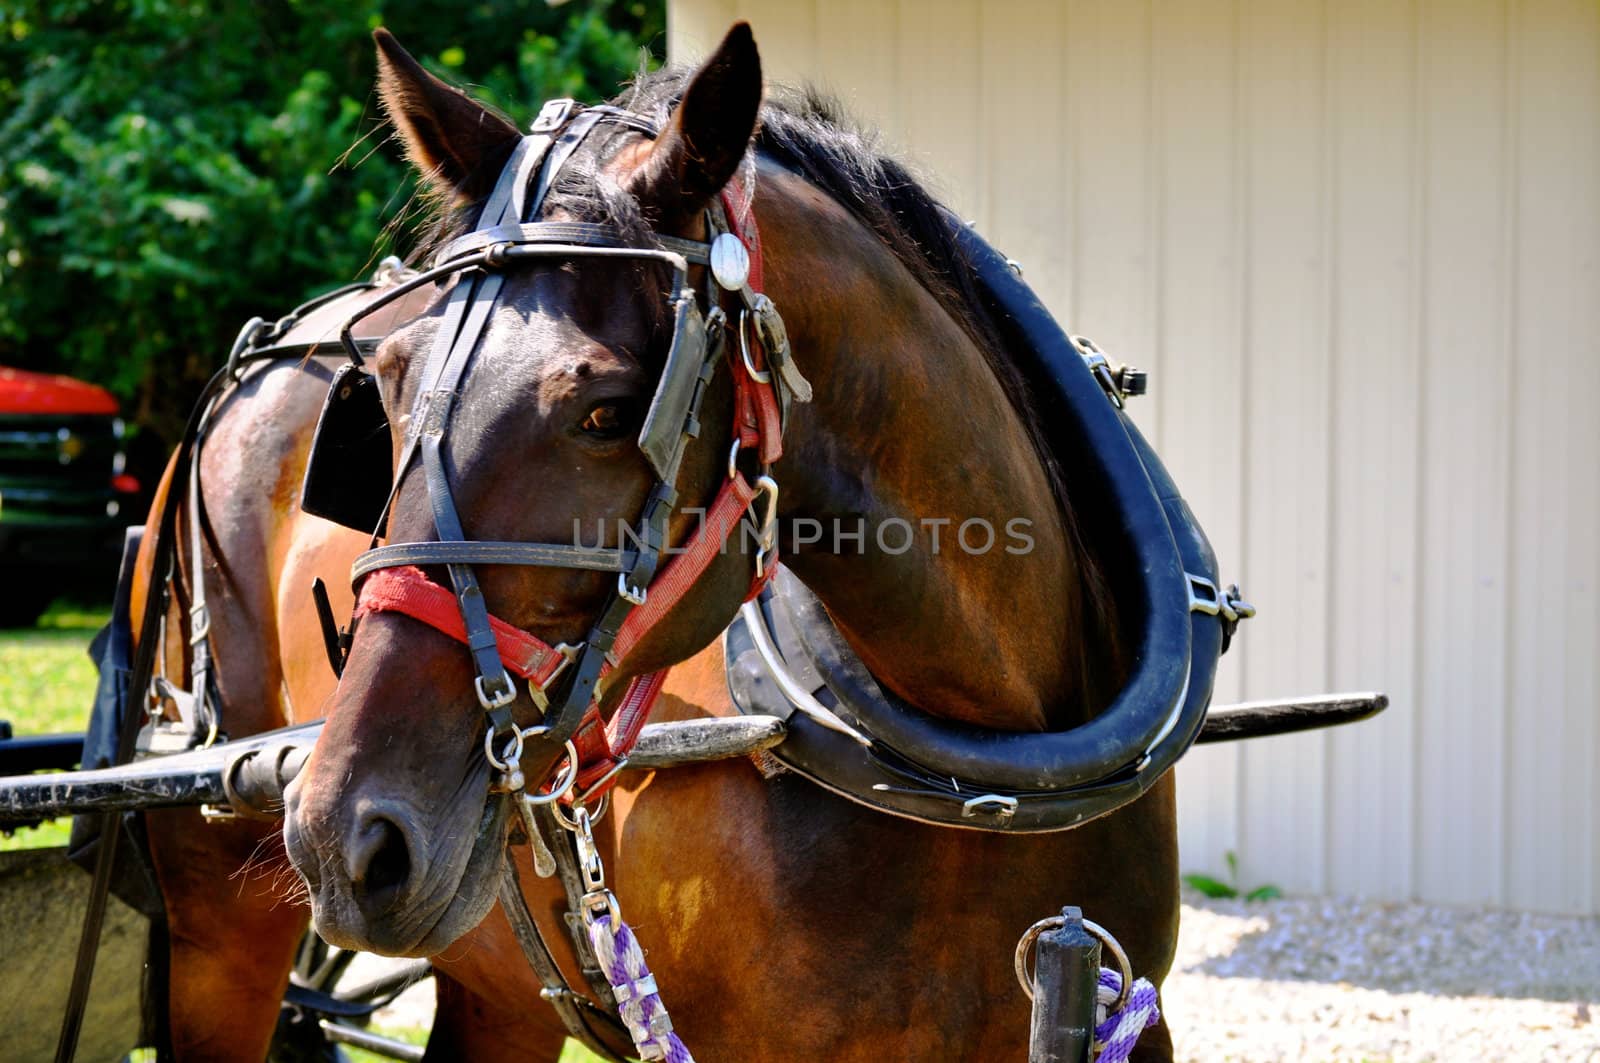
[0,367,141,626]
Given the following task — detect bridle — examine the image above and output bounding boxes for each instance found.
[327,98,808,810]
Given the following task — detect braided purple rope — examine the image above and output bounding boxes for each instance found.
[586,912,694,1063]
[1093,969,1160,1063]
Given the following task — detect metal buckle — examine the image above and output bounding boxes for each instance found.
[528,642,582,714]
[961,793,1019,821]
[530,97,576,134]
[1187,574,1255,625]
[750,293,815,404]
[475,669,518,711]
[1187,573,1223,616]
[1222,584,1256,623]
[1072,335,1126,409]
[617,570,648,606]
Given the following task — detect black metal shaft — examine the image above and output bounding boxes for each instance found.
[1028,906,1101,1063]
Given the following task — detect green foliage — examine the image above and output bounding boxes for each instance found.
[1182,849,1283,902]
[0,0,664,441]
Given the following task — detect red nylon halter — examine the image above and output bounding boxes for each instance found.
[355,191,780,799]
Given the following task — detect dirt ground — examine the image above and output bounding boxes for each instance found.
[370,889,1600,1061]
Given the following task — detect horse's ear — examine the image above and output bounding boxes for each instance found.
[373,28,520,203]
[631,22,763,230]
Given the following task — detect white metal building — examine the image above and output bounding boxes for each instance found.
[668,0,1600,915]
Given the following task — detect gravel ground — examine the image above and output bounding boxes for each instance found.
[1165,890,1600,1062]
[366,891,1600,1061]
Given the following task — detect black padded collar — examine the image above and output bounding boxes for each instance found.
[723,218,1225,832]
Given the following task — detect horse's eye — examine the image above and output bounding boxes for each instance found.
[579,402,631,440]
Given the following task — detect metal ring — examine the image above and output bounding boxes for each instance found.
[1013,915,1133,1013]
[751,475,780,577]
[727,438,742,480]
[551,790,612,832]
[738,310,773,384]
[520,740,581,806]
[484,725,524,773]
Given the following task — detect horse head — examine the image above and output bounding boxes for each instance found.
[284,25,772,955]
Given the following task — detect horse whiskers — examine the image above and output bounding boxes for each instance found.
[231,831,312,909]
[232,830,286,883]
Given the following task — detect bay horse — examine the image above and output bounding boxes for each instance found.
[125,282,542,1059]
[283,23,1180,1063]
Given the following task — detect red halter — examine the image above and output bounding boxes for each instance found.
[355,191,781,798]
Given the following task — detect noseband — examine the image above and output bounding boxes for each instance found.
[324,99,807,801]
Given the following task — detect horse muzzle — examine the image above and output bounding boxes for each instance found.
[283,766,509,956]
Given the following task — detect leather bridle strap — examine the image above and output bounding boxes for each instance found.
[355,566,574,690]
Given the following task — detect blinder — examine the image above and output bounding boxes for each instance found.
[640,293,722,481]
[301,361,393,532]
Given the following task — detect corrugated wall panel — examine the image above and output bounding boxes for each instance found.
[812,0,899,136]
[1153,0,1247,884]
[1504,0,1600,915]
[1414,0,1513,907]
[980,0,1070,319]
[1061,0,1158,444]
[893,2,984,225]
[669,0,1600,914]
[1236,0,1333,895]
[1324,0,1422,901]
[732,0,814,91]
[666,0,736,64]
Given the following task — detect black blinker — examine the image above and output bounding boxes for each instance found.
[301,362,394,532]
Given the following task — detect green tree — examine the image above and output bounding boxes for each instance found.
[0,0,663,441]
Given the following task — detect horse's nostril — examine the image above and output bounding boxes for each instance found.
[350,812,413,912]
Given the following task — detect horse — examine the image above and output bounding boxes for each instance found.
[123,279,534,1059]
[283,23,1181,1062]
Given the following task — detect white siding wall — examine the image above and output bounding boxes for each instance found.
[668,0,1600,915]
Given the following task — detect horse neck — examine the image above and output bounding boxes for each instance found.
[754,174,1099,732]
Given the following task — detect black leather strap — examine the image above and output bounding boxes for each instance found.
[57,360,240,1060]
[498,856,632,1063]
[352,541,633,582]
[434,221,709,268]
[421,428,516,725]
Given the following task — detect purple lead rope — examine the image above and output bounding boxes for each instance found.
[586,912,695,1063]
[1093,969,1161,1063]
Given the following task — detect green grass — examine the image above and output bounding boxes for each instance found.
[0,598,109,851]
